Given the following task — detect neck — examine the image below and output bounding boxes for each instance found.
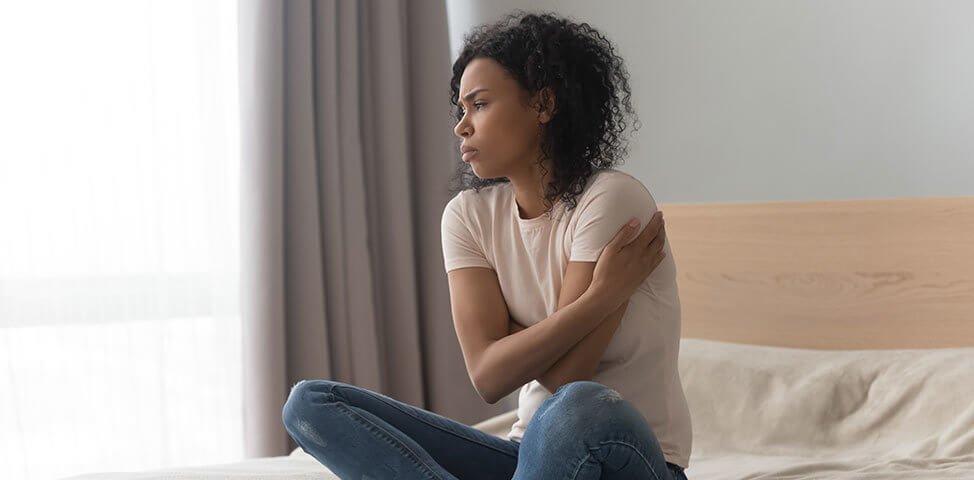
[509,158,554,220]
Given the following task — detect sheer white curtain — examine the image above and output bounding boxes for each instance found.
[0,1,242,479]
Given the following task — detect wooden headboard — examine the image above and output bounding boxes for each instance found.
[660,196,974,350]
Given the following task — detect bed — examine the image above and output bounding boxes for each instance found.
[65,195,974,479]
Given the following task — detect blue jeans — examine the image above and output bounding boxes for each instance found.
[282,379,688,480]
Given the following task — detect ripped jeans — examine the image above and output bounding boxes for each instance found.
[282,379,689,480]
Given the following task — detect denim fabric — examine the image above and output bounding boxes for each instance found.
[283,379,688,480]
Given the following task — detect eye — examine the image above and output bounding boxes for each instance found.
[458,102,486,116]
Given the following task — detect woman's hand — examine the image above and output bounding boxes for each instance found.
[590,211,666,310]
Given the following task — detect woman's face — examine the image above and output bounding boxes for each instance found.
[454,57,551,179]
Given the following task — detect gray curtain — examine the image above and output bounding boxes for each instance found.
[237,0,514,458]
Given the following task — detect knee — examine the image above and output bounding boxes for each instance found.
[555,381,626,407]
[542,381,637,430]
[282,380,311,429]
[281,379,341,430]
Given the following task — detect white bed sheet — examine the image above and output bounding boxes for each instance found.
[63,338,974,479]
[678,338,974,479]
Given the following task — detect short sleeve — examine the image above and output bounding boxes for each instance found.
[569,174,660,262]
[440,193,492,272]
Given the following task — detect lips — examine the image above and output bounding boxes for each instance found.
[460,145,478,162]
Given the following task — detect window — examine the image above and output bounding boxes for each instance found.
[0,1,242,478]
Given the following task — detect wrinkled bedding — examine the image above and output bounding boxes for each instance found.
[679,338,974,479]
[64,338,974,479]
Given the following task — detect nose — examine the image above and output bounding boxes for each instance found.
[454,114,471,138]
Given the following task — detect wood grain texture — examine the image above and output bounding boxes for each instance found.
[659,196,974,349]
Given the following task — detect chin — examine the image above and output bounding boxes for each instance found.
[469,161,487,178]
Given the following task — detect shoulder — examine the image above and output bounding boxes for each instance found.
[443,183,508,224]
[442,190,472,231]
[443,191,464,218]
[591,169,651,194]
[450,183,508,211]
[577,169,655,209]
[566,170,659,261]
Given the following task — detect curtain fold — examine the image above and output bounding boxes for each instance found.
[238,0,515,458]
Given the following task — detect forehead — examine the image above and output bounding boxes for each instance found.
[458,57,511,97]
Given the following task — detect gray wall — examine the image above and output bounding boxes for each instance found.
[446,0,974,204]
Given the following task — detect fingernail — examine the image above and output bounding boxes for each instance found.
[628,218,639,228]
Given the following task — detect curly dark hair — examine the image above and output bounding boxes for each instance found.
[447,10,641,217]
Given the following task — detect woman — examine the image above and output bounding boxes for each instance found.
[283,10,691,480]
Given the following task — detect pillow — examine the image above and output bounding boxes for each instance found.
[678,338,974,460]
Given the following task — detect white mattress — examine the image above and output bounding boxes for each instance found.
[64,338,974,479]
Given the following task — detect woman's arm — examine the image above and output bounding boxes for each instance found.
[509,258,629,393]
[510,299,627,393]
[475,287,618,404]
[474,213,661,403]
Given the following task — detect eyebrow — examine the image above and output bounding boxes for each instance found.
[460,88,489,104]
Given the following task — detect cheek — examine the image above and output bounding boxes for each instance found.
[473,109,536,162]
[499,122,538,158]
[490,114,533,147]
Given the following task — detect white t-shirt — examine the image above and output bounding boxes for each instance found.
[440,168,692,469]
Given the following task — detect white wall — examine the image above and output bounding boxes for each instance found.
[446,0,974,203]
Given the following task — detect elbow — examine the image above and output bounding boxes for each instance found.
[478,389,501,405]
[483,392,502,405]
[472,369,502,405]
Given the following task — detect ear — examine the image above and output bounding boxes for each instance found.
[532,87,557,124]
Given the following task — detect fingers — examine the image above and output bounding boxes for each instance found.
[613,216,642,247]
[634,210,664,248]
[649,222,666,251]
[644,233,667,266]
[649,248,666,269]
[618,210,665,252]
